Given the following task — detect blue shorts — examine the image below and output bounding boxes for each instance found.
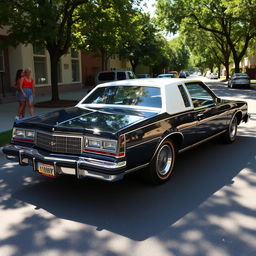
[17,88,33,101]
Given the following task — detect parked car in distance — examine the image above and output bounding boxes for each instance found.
[169,71,179,78]
[136,74,150,78]
[210,73,218,79]
[95,70,135,85]
[179,72,187,78]
[228,73,251,89]
[157,74,174,78]
[3,78,249,185]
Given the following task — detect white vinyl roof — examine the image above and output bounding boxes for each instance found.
[78,78,199,114]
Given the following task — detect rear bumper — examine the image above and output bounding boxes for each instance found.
[3,144,126,182]
[232,80,250,85]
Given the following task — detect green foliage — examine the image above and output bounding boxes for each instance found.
[156,0,256,72]
[0,130,12,146]
[168,37,190,72]
[77,0,141,70]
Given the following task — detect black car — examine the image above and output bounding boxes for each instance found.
[3,79,249,184]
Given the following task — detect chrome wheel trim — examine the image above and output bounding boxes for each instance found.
[156,144,173,176]
[229,118,237,139]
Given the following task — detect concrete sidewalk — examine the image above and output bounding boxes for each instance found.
[0,88,90,133]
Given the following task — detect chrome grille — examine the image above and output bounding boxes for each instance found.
[36,131,83,154]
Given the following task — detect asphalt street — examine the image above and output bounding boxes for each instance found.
[0,80,256,256]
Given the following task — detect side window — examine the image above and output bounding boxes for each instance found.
[117,72,126,80]
[185,83,215,108]
[128,72,135,79]
[178,85,191,107]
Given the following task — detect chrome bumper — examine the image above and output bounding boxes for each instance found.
[3,144,126,182]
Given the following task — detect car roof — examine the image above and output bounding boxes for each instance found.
[95,78,201,88]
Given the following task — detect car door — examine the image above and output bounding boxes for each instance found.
[184,82,229,143]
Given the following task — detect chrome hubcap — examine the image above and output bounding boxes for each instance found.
[230,118,237,138]
[156,144,173,176]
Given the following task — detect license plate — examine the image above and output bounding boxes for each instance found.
[37,162,56,177]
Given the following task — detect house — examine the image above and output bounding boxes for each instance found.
[0,27,82,103]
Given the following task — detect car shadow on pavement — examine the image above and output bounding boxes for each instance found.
[7,135,255,242]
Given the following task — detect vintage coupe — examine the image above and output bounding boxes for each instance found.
[3,79,249,184]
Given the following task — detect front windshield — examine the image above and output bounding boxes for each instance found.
[82,86,162,108]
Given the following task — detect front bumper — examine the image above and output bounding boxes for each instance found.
[3,144,126,182]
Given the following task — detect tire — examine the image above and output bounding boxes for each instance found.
[222,116,238,143]
[142,139,176,184]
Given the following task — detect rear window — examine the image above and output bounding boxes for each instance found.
[235,73,248,77]
[83,86,162,108]
[98,72,115,81]
[117,72,126,80]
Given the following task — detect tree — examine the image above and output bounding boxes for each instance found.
[0,0,141,102]
[156,0,256,73]
[0,0,90,102]
[78,0,141,71]
[119,13,162,72]
[182,24,231,79]
[168,37,190,72]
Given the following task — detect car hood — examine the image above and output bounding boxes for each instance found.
[19,106,158,134]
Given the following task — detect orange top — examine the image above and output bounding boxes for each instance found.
[22,77,33,89]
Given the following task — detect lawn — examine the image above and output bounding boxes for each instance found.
[0,130,12,147]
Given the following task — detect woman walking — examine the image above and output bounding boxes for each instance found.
[18,68,35,117]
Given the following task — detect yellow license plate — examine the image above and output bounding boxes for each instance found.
[38,162,56,177]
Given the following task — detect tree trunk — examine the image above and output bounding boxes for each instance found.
[218,65,221,78]
[100,50,105,71]
[234,57,240,73]
[225,64,229,81]
[49,51,60,101]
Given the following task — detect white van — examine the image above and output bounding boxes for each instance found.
[95,70,135,85]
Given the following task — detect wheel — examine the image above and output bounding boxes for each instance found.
[142,140,176,184]
[222,116,238,143]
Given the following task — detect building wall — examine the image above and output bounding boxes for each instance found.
[109,54,132,70]
[81,51,101,87]
[7,44,82,97]
[135,64,150,75]
[0,36,12,102]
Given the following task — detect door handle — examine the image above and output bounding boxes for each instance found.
[197,113,204,121]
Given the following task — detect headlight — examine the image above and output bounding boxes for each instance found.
[13,128,25,137]
[12,128,35,142]
[84,136,118,155]
[102,140,117,151]
[88,138,101,148]
[25,130,35,138]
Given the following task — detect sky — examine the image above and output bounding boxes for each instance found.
[140,0,156,17]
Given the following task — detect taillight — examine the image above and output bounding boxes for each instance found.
[118,135,125,157]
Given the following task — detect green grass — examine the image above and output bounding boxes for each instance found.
[250,80,256,84]
[0,130,12,147]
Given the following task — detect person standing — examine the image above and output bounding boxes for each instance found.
[18,68,35,117]
[12,69,24,120]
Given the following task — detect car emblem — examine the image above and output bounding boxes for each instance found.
[49,141,56,146]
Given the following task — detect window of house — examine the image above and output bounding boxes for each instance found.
[71,48,80,82]
[33,45,47,84]
[0,50,4,72]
